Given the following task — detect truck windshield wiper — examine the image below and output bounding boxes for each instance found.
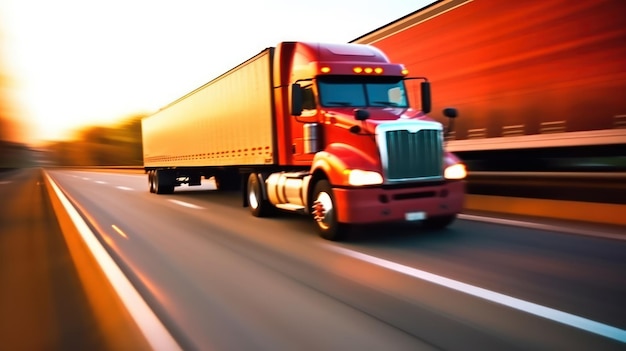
[325,101,354,106]
[371,101,400,107]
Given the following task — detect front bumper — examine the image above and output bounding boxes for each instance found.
[333,181,465,224]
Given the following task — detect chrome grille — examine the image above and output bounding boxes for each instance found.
[382,128,443,181]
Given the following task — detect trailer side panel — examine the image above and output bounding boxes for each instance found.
[142,49,276,168]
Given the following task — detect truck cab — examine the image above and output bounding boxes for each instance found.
[249,42,466,240]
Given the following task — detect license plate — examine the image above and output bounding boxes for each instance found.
[405,211,426,221]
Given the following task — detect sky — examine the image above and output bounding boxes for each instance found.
[0,0,436,143]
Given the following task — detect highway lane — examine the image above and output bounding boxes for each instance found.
[46,169,626,350]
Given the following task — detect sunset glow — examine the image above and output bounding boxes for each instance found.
[0,0,434,142]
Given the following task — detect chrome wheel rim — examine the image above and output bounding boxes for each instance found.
[313,191,333,229]
[248,186,259,209]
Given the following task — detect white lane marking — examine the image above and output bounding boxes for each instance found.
[44,173,181,351]
[0,181,11,185]
[326,245,626,343]
[458,214,625,241]
[112,225,128,239]
[168,199,204,209]
[95,180,107,184]
[82,177,91,180]
[116,186,134,191]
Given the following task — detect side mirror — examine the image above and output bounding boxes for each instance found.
[443,107,458,135]
[354,109,370,121]
[349,125,362,134]
[291,83,303,116]
[420,81,431,114]
[443,107,457,118]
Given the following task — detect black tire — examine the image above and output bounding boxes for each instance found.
[247,173,272,217]
[422,214,457,230]
[148,170,156,193]
[155,169,175,194]
[311,180,348,241]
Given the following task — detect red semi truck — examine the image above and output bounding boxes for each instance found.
[142,42,466,240]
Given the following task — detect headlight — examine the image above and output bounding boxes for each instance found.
[347,169,383,186]
[444,163,467,179]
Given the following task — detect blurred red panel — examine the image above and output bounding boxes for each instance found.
[366,0,626,139]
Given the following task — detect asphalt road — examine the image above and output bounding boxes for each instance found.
[3,168,625,350]
[0,169,108,350]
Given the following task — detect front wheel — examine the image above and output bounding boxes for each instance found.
[311,180,348,241]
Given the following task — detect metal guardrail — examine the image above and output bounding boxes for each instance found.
[468,171,626,180]
[467,171,626,205]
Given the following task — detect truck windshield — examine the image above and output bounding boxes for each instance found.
[317,76,408,108]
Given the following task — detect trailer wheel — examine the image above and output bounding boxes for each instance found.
[312,180,347,241]
[247,173,272,217]
[148,170,156,193]
[423,214,456,230]
[155,169,175,194]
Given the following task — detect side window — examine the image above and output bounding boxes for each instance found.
[302,84,316,111]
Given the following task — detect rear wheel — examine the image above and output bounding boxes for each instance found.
[155,169,175,194]
[311,180,347,241]
[148,170,156,193]
[247,173,272,217]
